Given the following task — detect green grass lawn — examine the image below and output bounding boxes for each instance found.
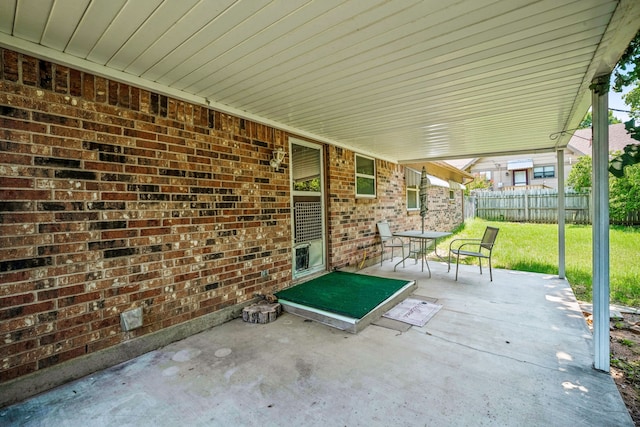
[438,219,640,307]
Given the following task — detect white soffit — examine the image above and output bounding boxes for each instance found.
[0,0,639,163]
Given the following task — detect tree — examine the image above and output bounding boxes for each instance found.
[578,111,622,129]
[579,112,592,129]
[465,173,492,195]
[609,161,640,221]
[568,153,640,222]
[609,120,640,177]
[609,110,622,125]
[609,30,640,177]
[567,155,592,192]
[623,85,640,119]
[293,177,321,192]
[612,30,640,92]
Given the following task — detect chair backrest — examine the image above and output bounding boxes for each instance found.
[376,221,393,241]
[480,226,499,250]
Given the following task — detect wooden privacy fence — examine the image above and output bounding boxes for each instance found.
[464,195,476,222]
[469,189,640,225]
[471,189,592,224]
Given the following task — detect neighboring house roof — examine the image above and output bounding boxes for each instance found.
[442,158,478,171]
[403,160,475,187]
[445,124,638,172]
[567,123,637,156]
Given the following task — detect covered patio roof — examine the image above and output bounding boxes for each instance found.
[1,0,639,163]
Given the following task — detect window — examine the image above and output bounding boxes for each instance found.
[449,190,455,201]
[407,186,419,210]
[533,165,555,179]
[513,170,527,186]
[355,154,376,197]
[479,171,492,181]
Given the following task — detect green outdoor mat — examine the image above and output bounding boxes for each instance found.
[275,271,411,319]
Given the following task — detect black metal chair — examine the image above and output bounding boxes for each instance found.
[376,221,407,266]
[448,226,499,281]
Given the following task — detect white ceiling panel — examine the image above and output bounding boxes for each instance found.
[159,0,318,88]
[13,0,52,43]
[125,0,246,78]
[41,0,90,51]
[190,0,423,95]
[0,0,17,34]
[106,0,199,70]
[0,0,638,164]
[219,6,608,116]
[85,0,163,64]
[65,0,127,57]
[105,0,200,70]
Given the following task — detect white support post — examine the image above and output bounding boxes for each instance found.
[591,75,610,372]
[557,149,565,279]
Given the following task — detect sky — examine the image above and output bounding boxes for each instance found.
[609,87,631,122]
[609,61,636,123]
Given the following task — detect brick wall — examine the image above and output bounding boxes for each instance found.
[0,49,291,382]
[0,47,463,387]
[326,146,462,269]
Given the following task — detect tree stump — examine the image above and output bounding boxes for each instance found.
[242,301,282,324]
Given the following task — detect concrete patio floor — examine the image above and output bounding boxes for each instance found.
[1,260,632,426]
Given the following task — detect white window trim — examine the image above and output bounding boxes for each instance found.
[355,153,376,198]
[407,186,419,211]
[533,165,555,179]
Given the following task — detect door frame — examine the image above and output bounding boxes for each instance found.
[289,137,327,280]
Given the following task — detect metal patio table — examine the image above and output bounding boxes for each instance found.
[392,231,452,277]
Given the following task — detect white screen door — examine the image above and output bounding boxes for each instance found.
[290,138,325,279]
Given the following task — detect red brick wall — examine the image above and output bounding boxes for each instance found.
[0,49,291,382]
[326,146,462,269]
[0,48,463,385]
